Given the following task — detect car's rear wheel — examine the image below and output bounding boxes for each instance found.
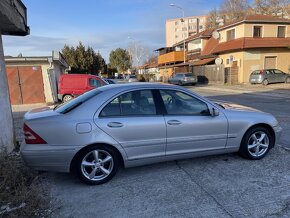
[262,79,269,86]
[76,145,119,185]
[285,77,290,83]
[63,94,73,102]
[239,126,273,160]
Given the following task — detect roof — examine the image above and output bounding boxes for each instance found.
[217,14,290,31]
[173,29,214,47]
[212,37,290,54]
[200,37,219,56]
[192,58,216,66]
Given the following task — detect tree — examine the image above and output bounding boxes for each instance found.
[253,0,289,18]
[109,48,131,73]
[0,35,14,152]
[206,8,222,29]
[61,42,106,75]
[127,42,149,68]
[221,0,249,23]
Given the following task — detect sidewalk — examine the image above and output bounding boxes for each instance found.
[195,83,290,99]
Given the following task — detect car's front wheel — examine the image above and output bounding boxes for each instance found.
[76,145,119,185]
[239,126,273,160]
[285,77,290,83]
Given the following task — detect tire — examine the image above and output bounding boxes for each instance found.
[285,77,290,84]
[262,79,269,86]
[63,94,73,102]
[75,145,119,185]
[178,81,183,86]
[239,126,273,160]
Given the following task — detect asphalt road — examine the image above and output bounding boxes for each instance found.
[44,87,290,218]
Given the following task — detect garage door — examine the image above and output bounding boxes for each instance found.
[264,56,277,69]
[6,66,46,104]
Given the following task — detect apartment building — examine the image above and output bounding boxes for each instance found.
[158,14,290,84]
[165,15,207,47]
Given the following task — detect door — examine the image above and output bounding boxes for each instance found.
[159,89,228,156]
[273,69,286,83]
[95,89,166,160]
[264,56,276,69]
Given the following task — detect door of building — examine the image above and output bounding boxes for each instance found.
[264,56,277,69]
[6,66,46,104]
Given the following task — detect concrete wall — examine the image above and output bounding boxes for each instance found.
[219,48,290,83]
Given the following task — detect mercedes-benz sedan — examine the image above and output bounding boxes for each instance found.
[21,83,282,185]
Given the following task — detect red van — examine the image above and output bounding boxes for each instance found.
[58,74,107,102]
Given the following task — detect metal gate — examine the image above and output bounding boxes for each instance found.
[6,66,46,104]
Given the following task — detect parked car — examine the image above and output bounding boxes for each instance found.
[126,75,138,83]
[249,69,290,85]
[21,83,282,185]
[58,74,107,102]
[103,78,116,84]
[168,73,197,85]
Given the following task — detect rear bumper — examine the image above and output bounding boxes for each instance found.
[249,78,263,84]
[20,142,82,172]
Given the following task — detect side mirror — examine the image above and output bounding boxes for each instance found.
[211,108,219,116]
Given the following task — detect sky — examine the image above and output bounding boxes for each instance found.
[3,0,222,62]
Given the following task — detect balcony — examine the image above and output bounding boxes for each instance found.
[0,0,30,36]
[158,51,187,65]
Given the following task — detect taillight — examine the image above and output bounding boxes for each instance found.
[260,70,263,74]
[23,123,47,144]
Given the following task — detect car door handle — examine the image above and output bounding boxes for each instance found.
[167,120,182,125]
[107,122,124,128]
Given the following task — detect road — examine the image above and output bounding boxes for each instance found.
[48,86,290,218]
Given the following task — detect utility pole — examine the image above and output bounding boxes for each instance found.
[0,35,15,152]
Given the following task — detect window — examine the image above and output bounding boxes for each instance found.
[226,29,235,41]
[199,25,203,30]
[189,25,196,30]
[100,90,156,117]
[189,18,196,23]
[253,26,262,38]
[277,26,286,38]
[182,27,187,31]
[175,35,179,39]
[274,69,284,74]
[175,21,181,25]
[89,78,102,87]
[160,90,209,116]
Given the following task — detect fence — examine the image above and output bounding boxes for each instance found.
[192,64,225,84]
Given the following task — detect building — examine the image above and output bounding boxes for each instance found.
[5,51,69,104]
[158,14,290,84]
[166,15,207,47]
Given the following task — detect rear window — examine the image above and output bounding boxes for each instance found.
[185,73,193,77]
[55,89,101,113]
[251,70,261,75]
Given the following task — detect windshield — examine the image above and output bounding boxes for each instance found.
[55,89,101,113]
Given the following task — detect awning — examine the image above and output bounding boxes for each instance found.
[192,57,216,66]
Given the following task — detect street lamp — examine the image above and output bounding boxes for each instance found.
[170,3,186,63]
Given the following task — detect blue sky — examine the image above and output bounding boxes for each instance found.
[3,0,222,62]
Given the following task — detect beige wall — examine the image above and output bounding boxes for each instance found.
[166,16,207,47]
[219,23,290,42]
[219,48,290,83]
[160,67,174,82]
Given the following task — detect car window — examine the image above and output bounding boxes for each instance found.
[274,69,284,74]
[160,90,209,115]
[100,90,156,117]
[176,74,183,77]
[185,73,193,77]
[265,70,272,75]
[89,78,102,87]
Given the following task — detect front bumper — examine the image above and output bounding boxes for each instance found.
[273,125,283,146]
[20,142,81,172]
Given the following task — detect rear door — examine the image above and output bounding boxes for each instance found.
[273,69,286,83]
[159,89,228,155]
[95,89,166,160]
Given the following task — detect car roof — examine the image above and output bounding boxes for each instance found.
[98,82,178,92]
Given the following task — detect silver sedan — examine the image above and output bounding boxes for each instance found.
[21,83,282,185]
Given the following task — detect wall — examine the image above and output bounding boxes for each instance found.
[244,23,290,37]
[160,67,174,82]
[192,64,225,84]
[219,24,245,43]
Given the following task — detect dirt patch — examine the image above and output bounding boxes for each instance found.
[0,152,50,217]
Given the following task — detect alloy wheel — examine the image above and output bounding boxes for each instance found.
[81,149,114,181]
[247,131,269,157]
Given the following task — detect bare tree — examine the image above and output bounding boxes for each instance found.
[128,42,149,69]
[0,35,14,152]
[221,0,249,23]
[253,0,289,18]
[206,8,223,29]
